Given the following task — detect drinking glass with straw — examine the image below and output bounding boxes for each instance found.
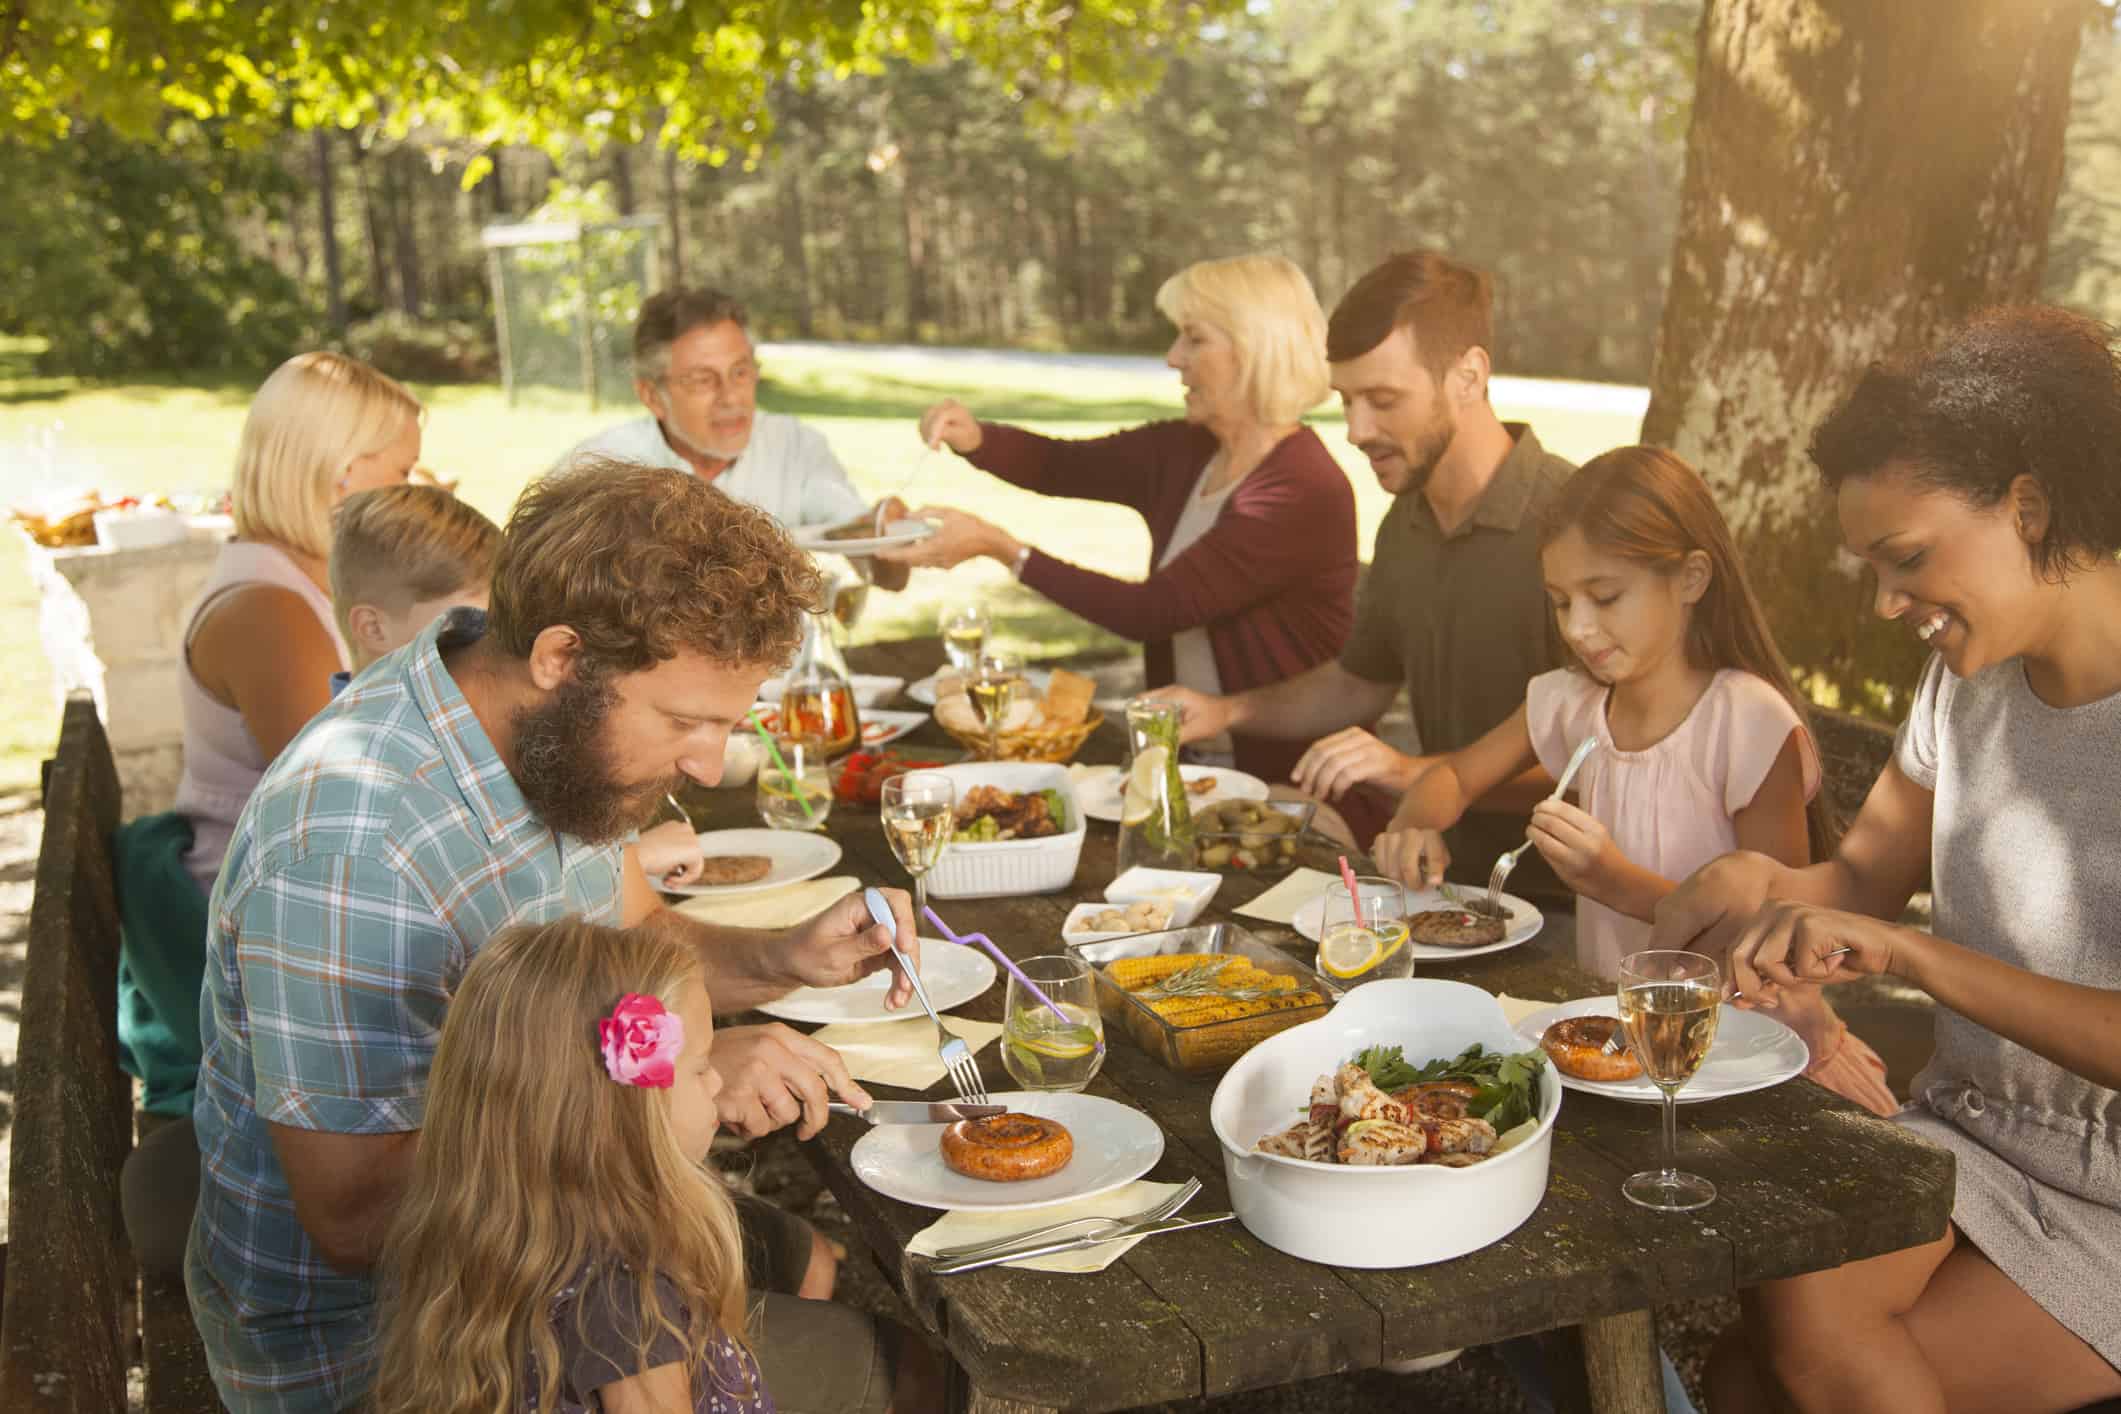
[1316,859,1411,986]
[750,717,829,831]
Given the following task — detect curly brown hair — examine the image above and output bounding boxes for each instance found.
[1810,305,2121,582]
[488,458,821,674]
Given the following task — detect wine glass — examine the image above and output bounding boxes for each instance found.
[1617,950,1723,1212]
[880,771,954,920]
[940,601,990,671]
[967,650,1024,761]
[1317,876,1414,987]
[1001,955,1106,1092]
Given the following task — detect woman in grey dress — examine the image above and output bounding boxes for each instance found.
[1656,306,2121,1414]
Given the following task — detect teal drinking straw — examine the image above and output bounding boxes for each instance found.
[749,712,820,826]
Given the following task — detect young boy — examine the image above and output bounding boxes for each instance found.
[327,485,706,884]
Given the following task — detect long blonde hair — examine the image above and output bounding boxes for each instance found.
[232,351,421,558]
[374,919,750,1414]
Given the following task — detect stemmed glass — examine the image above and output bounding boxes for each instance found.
[940,601,990,671]
[1617,950,1722,1212]
[967,650,1024,760]
[880,771,954,921]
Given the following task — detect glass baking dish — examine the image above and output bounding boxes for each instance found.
[1066,923,1341,1074]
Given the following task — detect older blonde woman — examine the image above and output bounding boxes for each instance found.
[885,254,1357,786]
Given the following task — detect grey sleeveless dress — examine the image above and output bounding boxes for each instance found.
[1893,653,2121,1367]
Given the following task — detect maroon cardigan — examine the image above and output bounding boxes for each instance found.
[967,419,1358,786]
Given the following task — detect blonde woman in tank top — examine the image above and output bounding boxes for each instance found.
[1658,308,2121,1414]
[176,352,422,894]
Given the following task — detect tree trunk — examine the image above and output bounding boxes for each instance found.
[611,144,636,215]
[389,147,424,317]
[779,159,815,337]
[1640,0,2082,713]
[662,145,686,285]
[313,130,348,336]
[351,134,394,314]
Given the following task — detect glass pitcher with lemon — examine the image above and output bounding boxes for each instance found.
[1115,697,1195,875]
[1316,875,1414,986]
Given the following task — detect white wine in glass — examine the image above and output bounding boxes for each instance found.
[941,603,989,671]
[968,652,1023,760]
[880,771,954,919]
[1617,949,1722,1212]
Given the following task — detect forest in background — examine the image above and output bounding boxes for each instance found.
[13,0,2115,388]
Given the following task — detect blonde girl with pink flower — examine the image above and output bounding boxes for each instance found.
[374,917,771,1413]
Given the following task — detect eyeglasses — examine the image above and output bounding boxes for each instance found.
[662,361,759,397]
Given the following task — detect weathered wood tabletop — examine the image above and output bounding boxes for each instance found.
[687,639,1955,1414]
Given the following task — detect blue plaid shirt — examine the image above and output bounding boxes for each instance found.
[186,610,628,1413]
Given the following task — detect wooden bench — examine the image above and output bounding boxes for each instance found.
[1,696,218,1412]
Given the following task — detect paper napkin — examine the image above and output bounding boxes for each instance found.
[1232,867,1339,926]
[673,876,858,929]
[907,1179,1191,1274]
[808,1014,1005,1089]
[1493,993,1560,1029]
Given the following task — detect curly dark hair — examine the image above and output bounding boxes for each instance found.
[1809,305,2121,581]
[488,458,822,675]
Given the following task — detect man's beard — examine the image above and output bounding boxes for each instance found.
[1376,404,1457,495]
[511,675,676,844]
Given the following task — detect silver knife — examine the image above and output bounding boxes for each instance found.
[828,1101,1006,1125]
[930,1211,1237,1275]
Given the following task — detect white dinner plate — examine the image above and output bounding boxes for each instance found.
[1290,885,1543,961]
[747,703,929,749]
[757,939,996,1024]
[791,518,937,555]
[906,666,1054,708]
[660,828,842,898]
[1073,764,1270,823]
[1512,995,1811,1104]
[850,1090,1165,1211]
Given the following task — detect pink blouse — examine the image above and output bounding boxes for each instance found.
[1525,666,1896,1116]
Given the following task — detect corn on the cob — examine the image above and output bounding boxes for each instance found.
[1103,954,1211,988]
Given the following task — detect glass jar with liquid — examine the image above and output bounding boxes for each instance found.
[1115,697,1195,874]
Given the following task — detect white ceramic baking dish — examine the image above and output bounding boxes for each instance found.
[1208,977,1562,1268]
[926,761,1085,899]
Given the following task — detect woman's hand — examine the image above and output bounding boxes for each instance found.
[635,819,705,888]
[1526,799,1620,898]
[919,399,984,454]
[877,505,1019,570]
[1650,849,1789,963]
[1724,900,1908,1008]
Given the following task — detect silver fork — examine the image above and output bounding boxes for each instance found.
[931,1177,1202,1262]
[1486,737,1598,915]
[863,887,987,1104]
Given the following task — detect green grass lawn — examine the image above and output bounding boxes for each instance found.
[0,345,1644,795]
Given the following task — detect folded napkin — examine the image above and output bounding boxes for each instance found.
[673,876,858,929]
[907,1179,1190,1274]
[808,1014,1005,1089]
[1493,992,1564,1029]
[1232,866,1339,926]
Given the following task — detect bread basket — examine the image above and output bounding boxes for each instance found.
[939,709,1103,764]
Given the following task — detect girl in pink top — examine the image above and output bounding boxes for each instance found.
[1383,446,1894,1116]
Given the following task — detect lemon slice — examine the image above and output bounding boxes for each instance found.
[1120,743,1167,827]
[1016,1032,1096,1060]
[1318,924,1386,979]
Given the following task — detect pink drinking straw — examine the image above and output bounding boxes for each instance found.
[1337,855,1366,928]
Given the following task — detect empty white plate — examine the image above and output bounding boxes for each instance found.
[661,828,842,898]
[1290,885,1543,961]
[758,940,997,1024]
[850,1090,1165,1211]
[1512,995,1810,1104]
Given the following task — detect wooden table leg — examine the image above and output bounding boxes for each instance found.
[1541,1309,1667,1414]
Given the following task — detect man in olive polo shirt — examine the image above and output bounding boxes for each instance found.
[1156,250,1572,895]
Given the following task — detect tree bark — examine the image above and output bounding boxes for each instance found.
[779,157,815,337]
[1641,0,2083,712]
[350,133,394,314]
[389,146,424,317]
[662,145,686,284]
[313,130,348,336]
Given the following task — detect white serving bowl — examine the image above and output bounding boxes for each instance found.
[927,761,1084,899]
[1104,867,1222,928]
[1209,978,1562,1269]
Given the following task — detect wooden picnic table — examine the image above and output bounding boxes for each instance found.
[689,638,1956,1414]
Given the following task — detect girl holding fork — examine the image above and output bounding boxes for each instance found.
[1376,445,1894,1116]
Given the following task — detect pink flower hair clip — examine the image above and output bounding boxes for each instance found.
[598,993,685,1089]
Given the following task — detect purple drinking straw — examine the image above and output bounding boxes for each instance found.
[922,905,1075,1025]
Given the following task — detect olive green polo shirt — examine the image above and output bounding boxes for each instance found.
[1342,423,1575,893]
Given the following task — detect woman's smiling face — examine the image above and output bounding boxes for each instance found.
[1836,459,2053,678]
